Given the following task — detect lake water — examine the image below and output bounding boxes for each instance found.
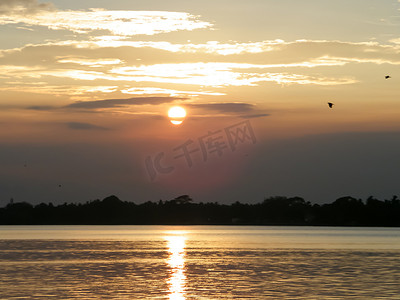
[1,226,400,299]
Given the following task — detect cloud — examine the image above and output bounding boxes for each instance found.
[27,105,56,111]
[0,84,119,99]
[72,39,280,55]
[65,96,184,110]
[109,63,357,86]
[185,102,270,118]
[257,72,357,85]
[240,113,270,119]
[57,57,123,67]
[66,122,109,131]
[121,87,225,97]
[29,38,400,63]
[37,63,354,86]
[187,102,255,113]
[0,0,54,15]
[0,6,212,36]
[390,38,400,44]
[1,38,399,101]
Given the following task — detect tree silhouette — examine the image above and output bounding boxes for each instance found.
[1,194,399,226]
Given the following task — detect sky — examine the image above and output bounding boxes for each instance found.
[1,0,400,205]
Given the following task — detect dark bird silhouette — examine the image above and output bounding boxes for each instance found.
[328,102,334,108]
[58,184,62,188]
[385,75,391,79]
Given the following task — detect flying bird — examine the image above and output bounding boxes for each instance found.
[328,102,334,108]
[385,75,391,79]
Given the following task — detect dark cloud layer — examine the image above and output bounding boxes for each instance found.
[239,131,400,204]
[2,131,399,206]
[66,122,109,131]
[187,102,255,113]
[66,96,185,110]
[186,102,269,118]
[240,113,270,119]
[27,105,56,111]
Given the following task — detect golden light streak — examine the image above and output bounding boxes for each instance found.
[165,235,187,300]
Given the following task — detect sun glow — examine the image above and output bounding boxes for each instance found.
[168,106,186,125]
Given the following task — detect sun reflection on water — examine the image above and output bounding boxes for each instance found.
[165,234,187,300]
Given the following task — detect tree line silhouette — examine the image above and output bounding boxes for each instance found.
[1,194,399,226]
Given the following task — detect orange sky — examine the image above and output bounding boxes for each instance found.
[1,0,400,205]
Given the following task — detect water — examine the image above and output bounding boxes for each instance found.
[1,226,400,299]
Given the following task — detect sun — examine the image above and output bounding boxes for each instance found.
[168,106,186,125]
